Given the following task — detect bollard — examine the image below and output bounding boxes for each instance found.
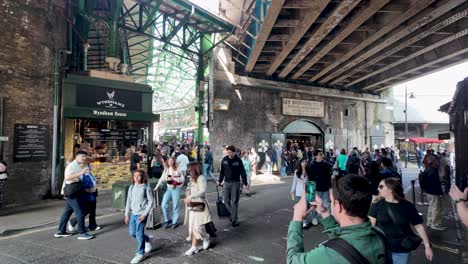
[411,180,416,204]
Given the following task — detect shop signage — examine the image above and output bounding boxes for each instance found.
[282,98,324,117]
[84,129,138,141]
[92,110,127,117]
[14,124,49,161]
[76,86,142,111]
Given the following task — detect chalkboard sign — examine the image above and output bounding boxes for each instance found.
[14,124,49,161]
[84,129,139,141]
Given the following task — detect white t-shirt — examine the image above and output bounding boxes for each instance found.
[61,160,83,195]
[176,154,189,172]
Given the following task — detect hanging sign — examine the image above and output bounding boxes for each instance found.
[282,98,324,117]
[76,86,142,111]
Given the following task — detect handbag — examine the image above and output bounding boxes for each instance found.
[188,201,205,211]
[63,181,83,197]
[386,206,422,251]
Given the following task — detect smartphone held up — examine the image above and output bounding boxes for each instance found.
[305,181,315,205]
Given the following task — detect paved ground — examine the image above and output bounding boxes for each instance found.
[0,171,464,264]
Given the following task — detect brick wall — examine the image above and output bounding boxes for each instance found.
[0,0,67,207]
[210,48,394,167]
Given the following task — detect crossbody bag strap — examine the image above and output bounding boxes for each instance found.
[323,238,370,264]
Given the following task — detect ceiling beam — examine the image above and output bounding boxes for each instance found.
[351,28,468,89]
[245,0,285,72]
[341,7,468,87]
[324,0,467,84]
[291,0,390,79]
[308,0,435,83]
[262,1,330,76]
[360,35,468,91]
[283,0,317,9]
[374,56,468,92]
[276,0,360,78]
[273,19,301,27]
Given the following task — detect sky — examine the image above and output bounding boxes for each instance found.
[392,60,468,123]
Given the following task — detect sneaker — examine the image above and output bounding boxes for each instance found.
[186,235,192,242]
[89,226,102,231]
[184,246,201,256]
[144,241,152,253]
[77,233,95,240]
[163,222,171,229]
[232,221,239,227]
[130,253,145,264]
[54,232,73,238]
[67,222,75,232]
[312,218,318,226]
[431,225,447,231]
[302,222,308,228]
[171,223,179,229]
[203,235,210,250]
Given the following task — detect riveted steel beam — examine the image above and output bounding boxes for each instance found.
[325,0,468,84]
[291,0,390,79]
[309,0,435,83]
[277,0,361,78]
[360,35,468,91]
[344,6,468,87]
[264,0,330,75]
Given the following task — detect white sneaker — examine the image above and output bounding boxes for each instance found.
[302,222,308,228]
[184,246,201,256]
[67,221,75,232]
[312,218,318,226]
[203,235,210,250]
[130,253,145,264]
[186,235,191,242]
[144,241,152,253]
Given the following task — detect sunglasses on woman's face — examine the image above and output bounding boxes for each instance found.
[378,184,385,190]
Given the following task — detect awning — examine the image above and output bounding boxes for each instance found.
[408,137,444,144]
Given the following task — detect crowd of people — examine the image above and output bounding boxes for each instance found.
[51,141,468,264]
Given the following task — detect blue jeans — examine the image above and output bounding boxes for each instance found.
[280,166,286,176]
[392,252,410,264]
[203,163,216,181]
[310,191,330,220]
[58,196,86,234]
[161,187,181,224]
[129,214,149,255]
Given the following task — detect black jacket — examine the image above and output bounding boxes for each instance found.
[423,167,443,195]
[308,161,332,192]
[219,155,247,185]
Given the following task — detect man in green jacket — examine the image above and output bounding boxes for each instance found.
[287,174,388,264]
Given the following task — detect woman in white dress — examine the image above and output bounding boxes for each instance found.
[183,162,212,255]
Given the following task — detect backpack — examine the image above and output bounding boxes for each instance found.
[323,226,392,264]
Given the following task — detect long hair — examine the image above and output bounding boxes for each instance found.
[382,177,405,201]
[165,156,178,171]
[188,163,202,182]
[131,169,148,184]
[295,158,308,179]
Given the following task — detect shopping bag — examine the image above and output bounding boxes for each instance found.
[216,185,230,218]
[146,190,163,229]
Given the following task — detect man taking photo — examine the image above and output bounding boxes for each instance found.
[287,174,390,263]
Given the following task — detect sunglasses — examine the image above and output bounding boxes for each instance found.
[378,184,385,190]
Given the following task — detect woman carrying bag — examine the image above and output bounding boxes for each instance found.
[183,162,213,256]
[154,157,184,229]
[369,177,433,264]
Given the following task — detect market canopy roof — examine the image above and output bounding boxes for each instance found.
[408,137,445,144]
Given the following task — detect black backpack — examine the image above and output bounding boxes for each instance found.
[323,226,392,264]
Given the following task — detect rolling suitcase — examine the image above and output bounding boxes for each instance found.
[216,185,231,217]
[146,189,163,229]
